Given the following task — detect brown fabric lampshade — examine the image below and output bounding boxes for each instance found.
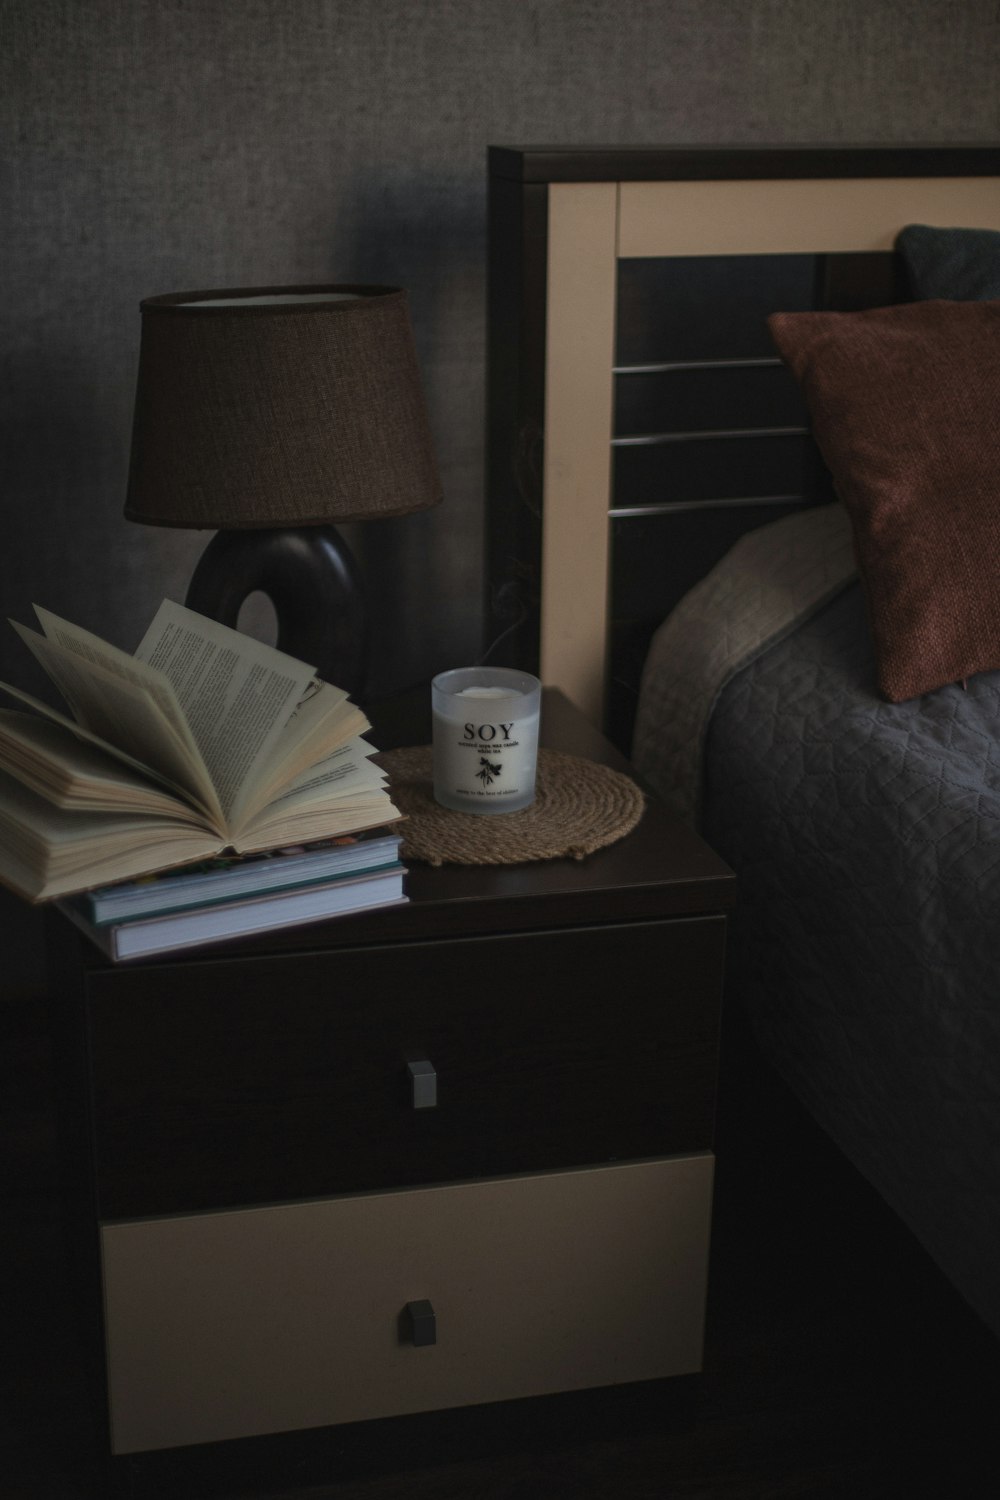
[125,285,442,529]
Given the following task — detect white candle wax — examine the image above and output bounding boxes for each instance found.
[431,668,542,815]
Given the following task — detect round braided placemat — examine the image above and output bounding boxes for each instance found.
[374,745,645,866]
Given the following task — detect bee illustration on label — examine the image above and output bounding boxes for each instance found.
[476,756,504,787]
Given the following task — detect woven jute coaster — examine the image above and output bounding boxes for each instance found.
[374,745,645,867]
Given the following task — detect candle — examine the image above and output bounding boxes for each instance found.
[431,667,542,814]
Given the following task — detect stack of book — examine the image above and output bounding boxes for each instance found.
[58,830,406,961]
[0,598,407,960]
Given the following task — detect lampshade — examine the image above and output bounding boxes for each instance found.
[125,285,442,529]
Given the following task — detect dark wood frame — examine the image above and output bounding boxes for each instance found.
[485,144,1000,748]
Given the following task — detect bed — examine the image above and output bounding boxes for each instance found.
[485,144,1000,1338]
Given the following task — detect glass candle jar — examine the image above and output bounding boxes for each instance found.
[431,667,542,814]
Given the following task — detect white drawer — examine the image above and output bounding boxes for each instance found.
[102,1153,714,1454]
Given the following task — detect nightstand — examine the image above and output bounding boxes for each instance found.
[47,690,735,1483]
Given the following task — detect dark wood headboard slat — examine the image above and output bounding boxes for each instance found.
[489,143,1000,185]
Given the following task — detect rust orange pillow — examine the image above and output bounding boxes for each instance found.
[769,300,1000,701]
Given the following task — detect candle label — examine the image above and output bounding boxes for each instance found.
[434,712,540,807]
[463,719,513,742]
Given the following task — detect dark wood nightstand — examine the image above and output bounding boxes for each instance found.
[47,690,735,1481]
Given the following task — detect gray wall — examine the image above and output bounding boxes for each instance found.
[3,0,999,996]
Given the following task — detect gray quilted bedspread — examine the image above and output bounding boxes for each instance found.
[702,581,1000,1337]
[633,504,857,824]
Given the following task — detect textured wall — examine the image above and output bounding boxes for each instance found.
[3,0,999,994]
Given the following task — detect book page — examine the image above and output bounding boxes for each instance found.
[134,601,315,826]
[236,744,398,848]
[265,679,356,769]
[0,708,207,822]
[235,783,401,852]
[238,686,370,821]
[31,607,205,756]
[0,771,223,902]
[10,628,223,825]
[0,678,215,813]
[264,738,390,807]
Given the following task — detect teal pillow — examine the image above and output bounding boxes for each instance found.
[896,223,1000,301]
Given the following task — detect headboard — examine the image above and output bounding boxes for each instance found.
[485,145,1000,750]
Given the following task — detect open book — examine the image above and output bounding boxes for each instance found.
[0,600,402,903]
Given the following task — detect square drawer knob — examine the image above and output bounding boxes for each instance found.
[404,1299,437,1347]
[406,1057,438,1110]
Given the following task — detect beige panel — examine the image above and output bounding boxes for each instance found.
[102,1154,714,1454]
[541,181,618,722]
[619,176,1000,258]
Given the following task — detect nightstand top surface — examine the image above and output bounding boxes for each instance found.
[65,689,735,968]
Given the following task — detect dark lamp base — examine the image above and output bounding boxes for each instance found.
[185,526,369,697]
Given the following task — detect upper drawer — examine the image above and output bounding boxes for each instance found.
[87,916,724,1218]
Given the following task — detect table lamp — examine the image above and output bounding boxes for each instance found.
[124,284,442,695]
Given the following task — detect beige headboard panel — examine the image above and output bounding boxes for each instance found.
[617,177,1000,257]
